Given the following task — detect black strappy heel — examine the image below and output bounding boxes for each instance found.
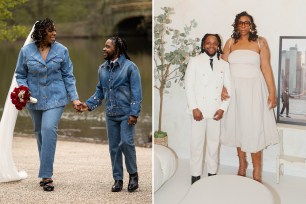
[39,179,53,186]
[40,179,54,191]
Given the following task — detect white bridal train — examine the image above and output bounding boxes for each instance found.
[0,24,36,182]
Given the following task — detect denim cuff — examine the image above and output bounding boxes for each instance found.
[130,101,141,116]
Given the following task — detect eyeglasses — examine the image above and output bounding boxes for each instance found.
[238,21,251,27]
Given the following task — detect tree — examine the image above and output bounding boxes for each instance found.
[154,7,199,137]
[11,0,105,37]
[0,0,28,41]
[11,0,91,23]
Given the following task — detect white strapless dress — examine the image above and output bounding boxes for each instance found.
[221,50,279,153]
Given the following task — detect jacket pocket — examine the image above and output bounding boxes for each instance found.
[26,59,39,66]
[26,60,41,73]
[50,57,63,69]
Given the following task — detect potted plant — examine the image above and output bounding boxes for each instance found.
[154,7,199,146]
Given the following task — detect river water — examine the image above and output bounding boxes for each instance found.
[0,37,152,147]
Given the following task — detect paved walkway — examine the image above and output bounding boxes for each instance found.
[0,136,152,204]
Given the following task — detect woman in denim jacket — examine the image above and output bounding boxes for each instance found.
[78,36,142,193]
[15,18,80,191]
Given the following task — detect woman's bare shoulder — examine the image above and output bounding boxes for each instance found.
[258,36,268,45]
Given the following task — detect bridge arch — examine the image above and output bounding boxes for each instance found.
[102,1,151,38]
[114,15,151,37]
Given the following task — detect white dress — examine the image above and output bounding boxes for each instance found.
[0,23,36,182]
[221,50,279,153]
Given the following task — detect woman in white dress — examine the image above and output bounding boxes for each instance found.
[221,11,279,182]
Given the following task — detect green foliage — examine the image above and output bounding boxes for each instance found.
[154,7,199,132]
[11,0,99,24]
[154,7,200,90]
[0,0,28,41]
[154,130,167,138]
[10,0,107,37]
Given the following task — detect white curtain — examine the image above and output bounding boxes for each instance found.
[0,23,35,182]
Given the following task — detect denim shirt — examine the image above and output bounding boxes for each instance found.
[86,54,142,117]
[15,42,79,110]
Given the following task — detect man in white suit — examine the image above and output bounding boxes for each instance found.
[185,34,231,184]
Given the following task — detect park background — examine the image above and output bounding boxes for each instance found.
[0,0,152,147]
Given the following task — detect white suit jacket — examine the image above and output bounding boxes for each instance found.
[185,53,231,119]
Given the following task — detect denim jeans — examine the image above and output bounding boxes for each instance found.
[106,115,137,180]
[28,106,64,178]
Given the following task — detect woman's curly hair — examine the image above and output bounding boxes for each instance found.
[31,18,55,46]
[231,11,258,43]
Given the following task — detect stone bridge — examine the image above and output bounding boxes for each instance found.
[102,0,152,37]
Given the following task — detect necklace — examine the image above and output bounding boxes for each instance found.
[39,42,51,51]
[39,46,50,52]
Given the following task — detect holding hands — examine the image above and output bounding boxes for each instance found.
[72,100,89,112]
[73,101,138,125]
[72,100,82,110]
[77,103,89,112]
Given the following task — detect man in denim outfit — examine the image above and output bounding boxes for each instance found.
[78,36,142,192]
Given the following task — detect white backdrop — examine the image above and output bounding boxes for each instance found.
[154,0,306,177]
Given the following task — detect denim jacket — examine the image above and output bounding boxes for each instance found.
[15,41,79,110]
[86,54,142,117]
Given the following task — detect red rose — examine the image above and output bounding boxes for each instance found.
[23,92,30,101]
[19,85,29,92]
[12,98,19,105]
[15,103,23,110]
[13,87,20,94]
[10,92,18,99]
[21,101,27,106]
[10,86,33,110]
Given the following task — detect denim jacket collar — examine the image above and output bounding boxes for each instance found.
[107,54,127,70]
[29,42,59,65]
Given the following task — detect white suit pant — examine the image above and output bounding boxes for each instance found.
[190,118,220,176]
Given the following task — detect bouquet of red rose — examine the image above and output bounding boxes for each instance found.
[10,85,37,110]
